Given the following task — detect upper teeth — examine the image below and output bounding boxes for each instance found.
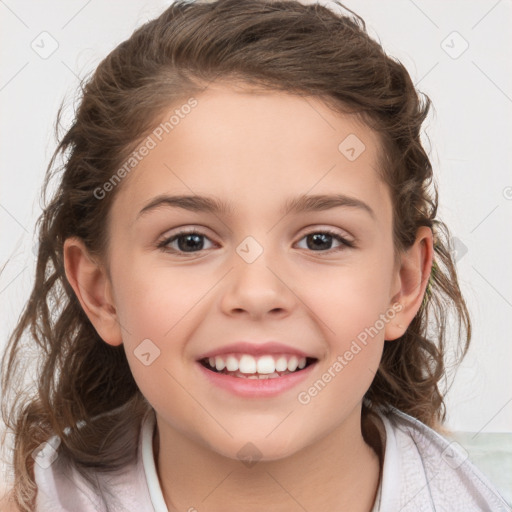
[206,354,307,374]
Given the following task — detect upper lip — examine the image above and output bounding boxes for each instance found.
[196,341,316,360]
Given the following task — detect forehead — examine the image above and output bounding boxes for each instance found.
[112,84,389,221]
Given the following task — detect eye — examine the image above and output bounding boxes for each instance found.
[157,227,354,256]
[157,229,216,255]
[295,229,354,252]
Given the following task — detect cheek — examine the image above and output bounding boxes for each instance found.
[294,266,389,419]
[111,266,204,429]
[109,255,214,394]
[295,249,394,400]
[112,256,210,342]
[299,255,395,342]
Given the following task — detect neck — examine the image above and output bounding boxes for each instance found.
[153,405,383,512]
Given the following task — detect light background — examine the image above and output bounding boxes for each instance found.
[1,0,511,486]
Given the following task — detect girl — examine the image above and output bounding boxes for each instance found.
[1,0,510,511]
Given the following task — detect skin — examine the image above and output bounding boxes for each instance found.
[63,83,433,512]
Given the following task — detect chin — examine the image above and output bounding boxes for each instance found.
[205,432,305,464]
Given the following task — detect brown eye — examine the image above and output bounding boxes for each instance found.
[296,230,354,252]
[158,230,215,254]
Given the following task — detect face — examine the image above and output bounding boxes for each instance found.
[103,84,401,460]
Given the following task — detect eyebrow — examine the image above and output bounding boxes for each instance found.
[284,193,375,219]
[136,193,375,220]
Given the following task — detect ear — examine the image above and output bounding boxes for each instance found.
[63,236,123,346]
[385,226,434,341]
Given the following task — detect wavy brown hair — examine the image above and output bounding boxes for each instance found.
[1,0,471,509]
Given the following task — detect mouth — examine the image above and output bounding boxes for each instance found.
[198,353,318,380]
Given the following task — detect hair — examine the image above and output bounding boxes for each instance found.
[1,0,471,509]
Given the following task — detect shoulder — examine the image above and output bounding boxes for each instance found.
[32,412,156,512]
[377,407,511,512]
[33,435,111,512]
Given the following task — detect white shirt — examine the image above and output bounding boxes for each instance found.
[34,406,511,511]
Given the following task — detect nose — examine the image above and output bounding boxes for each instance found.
[220,247,296,320]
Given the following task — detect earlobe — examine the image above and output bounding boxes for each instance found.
[385,226,434,341]
[63,237,123,346]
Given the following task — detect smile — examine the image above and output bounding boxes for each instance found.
[197,353,318,398]
[199,353,317,379]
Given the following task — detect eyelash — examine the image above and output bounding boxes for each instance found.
[156,228,355,257]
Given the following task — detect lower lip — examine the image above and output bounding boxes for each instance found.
[196,361,317,398]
